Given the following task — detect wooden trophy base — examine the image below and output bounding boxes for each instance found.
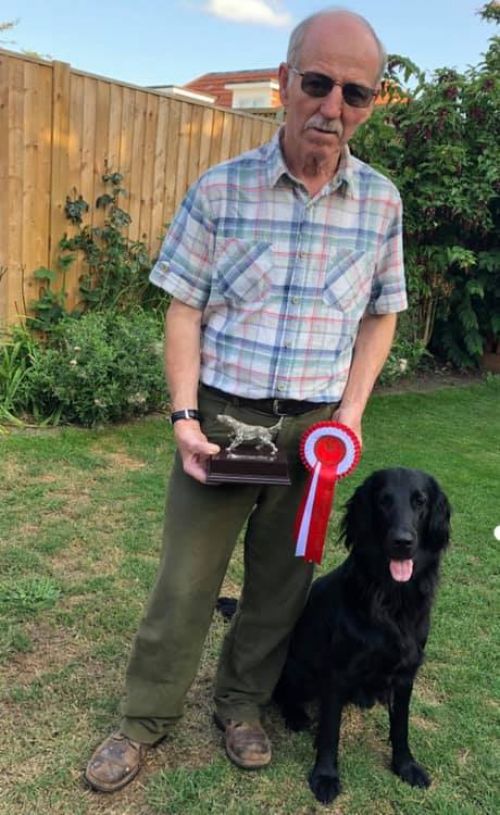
[206,447,291,485]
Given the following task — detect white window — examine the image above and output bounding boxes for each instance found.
[225,81,279,110]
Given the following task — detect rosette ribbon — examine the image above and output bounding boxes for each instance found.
[294,421,361,565]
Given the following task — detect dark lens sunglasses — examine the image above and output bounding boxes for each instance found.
[289,66,377,108]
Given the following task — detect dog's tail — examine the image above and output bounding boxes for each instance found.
[216,596,238,621]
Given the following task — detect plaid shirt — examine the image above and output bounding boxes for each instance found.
[149,129,407,402]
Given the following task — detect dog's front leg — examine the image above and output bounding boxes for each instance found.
[309,686,343,805]
[389,683,431,788]
[226,437,239,453]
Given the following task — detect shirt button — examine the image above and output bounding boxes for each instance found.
[292,296,300,304]
[277,383,285,392]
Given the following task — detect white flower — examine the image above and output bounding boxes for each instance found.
[398,358,408,373]
[73,346,81,352]
[94,398,107,407]
[127,392,147,405]
[69,359,78,366]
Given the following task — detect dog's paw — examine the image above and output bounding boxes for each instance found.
[308,768,341,805]
[393,759,431,788]
[284,708,311,732]
[215,597,238,621]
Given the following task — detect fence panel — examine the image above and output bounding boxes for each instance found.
[0,49,278,325]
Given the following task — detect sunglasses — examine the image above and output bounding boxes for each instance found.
[289,66,377,108]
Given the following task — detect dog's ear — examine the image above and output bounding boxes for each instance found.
[341,477,374,549]
[426,478,451,551]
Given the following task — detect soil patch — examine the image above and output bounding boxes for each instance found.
[376,367,485,396]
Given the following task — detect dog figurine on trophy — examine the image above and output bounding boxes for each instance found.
[206,414,290,485]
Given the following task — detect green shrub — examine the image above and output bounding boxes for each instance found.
[0,326,42,423]
[29,172,164,333]
[379,336,430,385]
[21,310,166,426]
[351,4,500,366]
[2,173,169,429]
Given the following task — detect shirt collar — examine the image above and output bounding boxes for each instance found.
[265,127,358,198]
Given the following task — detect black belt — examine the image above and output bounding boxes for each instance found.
[202,385,335,417]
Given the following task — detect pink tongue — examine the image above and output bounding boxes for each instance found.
[390,559,414,582]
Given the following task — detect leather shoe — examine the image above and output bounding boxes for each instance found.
[85,731,147,792]
[215,714,272,769]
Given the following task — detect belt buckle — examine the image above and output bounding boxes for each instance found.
[272,398,288,417]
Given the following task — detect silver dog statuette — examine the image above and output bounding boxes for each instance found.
[206,414,290,485]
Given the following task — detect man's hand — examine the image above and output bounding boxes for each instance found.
[173,421,220,483]
[331,405,363,448]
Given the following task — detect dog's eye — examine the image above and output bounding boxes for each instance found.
[413,492,427,507]
[379,493,393,509]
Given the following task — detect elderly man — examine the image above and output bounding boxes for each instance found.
[85,7,407,792]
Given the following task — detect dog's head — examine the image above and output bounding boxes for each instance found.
[341,467,451,584]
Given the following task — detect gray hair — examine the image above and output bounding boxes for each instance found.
[286,7,387,83]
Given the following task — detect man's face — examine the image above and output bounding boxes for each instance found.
[279,15,381,172]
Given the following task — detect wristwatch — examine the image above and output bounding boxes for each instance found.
[170,408,201,425]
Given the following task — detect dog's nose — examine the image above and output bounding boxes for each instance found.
[389,530,415,549]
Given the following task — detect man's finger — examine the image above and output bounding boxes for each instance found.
[182,456,209,483]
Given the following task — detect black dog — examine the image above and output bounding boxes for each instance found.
[274,467,451,805]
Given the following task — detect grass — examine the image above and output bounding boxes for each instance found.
[0,376,499,815]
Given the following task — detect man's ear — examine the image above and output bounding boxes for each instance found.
[278,62,290,107]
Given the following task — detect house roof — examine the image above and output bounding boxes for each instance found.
[184,69,280,108]
[148,85,217,104]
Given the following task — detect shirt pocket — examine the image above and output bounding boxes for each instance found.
[323,249,374,321]
[214,238,273,308]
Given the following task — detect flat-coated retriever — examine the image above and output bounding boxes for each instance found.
[274,466,451,805]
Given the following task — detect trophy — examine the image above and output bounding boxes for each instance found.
[206,414,290,485]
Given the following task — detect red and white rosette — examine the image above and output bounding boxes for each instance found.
[294,421,361,565]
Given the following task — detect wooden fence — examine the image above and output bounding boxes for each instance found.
[0,49,278,325]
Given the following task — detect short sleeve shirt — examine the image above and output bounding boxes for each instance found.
[149,129,407,402]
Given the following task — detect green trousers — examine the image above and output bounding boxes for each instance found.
[120,385,335,744]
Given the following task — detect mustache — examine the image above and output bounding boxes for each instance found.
[304,116,343,137]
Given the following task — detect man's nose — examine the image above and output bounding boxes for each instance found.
[319,83,343,118]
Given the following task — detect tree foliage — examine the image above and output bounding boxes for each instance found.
[0,20,17,44]
[352,2,500,366]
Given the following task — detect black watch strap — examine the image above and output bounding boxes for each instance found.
[170,408,201,424]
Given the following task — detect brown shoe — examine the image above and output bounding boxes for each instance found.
[84,731,147,792]
[215,714,272,769]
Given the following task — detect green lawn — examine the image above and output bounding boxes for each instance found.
[0,377,499,815]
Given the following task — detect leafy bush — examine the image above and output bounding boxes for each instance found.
[0,326,42,424]
[379,337,430,386]
[1,173,169,429]
[29,171,165,333]
[352,3,500,366]
[379,310,431,385]
[20,310,166,426]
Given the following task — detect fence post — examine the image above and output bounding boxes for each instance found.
[0,54,8,324]
[49,61,71,282]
